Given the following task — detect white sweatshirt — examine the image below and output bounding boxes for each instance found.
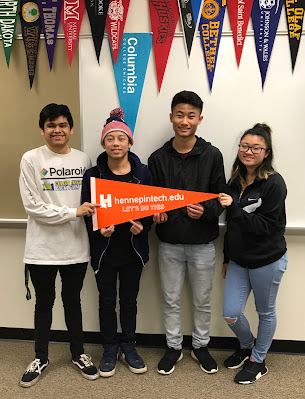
[19,145,92,265]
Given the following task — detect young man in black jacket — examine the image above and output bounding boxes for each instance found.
[148,91,226,375]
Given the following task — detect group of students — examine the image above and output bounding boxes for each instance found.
[18,91,288,388]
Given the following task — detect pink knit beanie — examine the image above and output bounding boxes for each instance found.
[101,108,133,145]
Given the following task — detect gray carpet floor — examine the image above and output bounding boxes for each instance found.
[1,340,304,399]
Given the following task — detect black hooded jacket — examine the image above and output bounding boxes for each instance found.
[224,173,287,268]
[81,151,152,272]
[148,137,226,244]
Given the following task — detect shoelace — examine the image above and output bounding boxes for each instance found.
[26,359,42,374]
[79,354,93,368]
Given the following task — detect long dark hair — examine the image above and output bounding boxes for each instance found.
[231,123,275,187]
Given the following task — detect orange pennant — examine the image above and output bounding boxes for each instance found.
[90,177,219,230]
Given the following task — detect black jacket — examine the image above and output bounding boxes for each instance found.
[224,173,287,268]
[148,137,226,244]
[81,151,152,272]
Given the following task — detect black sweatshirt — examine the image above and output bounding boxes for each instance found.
[224,173,287,268]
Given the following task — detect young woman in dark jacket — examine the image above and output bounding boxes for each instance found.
[81,108,152,378]
[219,123,288,385]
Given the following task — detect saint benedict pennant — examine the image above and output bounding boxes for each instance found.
[20,0,41,88]
[252,0,283,87]
[284,0,305,71]
[227,0,254,66]
[84,0,109,63]
[106,0,130,64]
[0,0,20,66]
[90,177,219,230]
[149,0,179,92]
[178,0,196,58]
[38,0,62,69]
[112,33,152,134]
[199,0,226,91]
[61,0,85,65]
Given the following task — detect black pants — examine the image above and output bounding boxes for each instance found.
[95,260,143,345]
[28,263,87,362]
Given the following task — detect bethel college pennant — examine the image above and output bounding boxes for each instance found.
[38,0,62,69]
[0,0,20,66]
[149,0,179,92]
[20,0,41,88]
[90,178,219,230]
[252,0,283,87]
[106,0,130,64]
[227,0,254,66]
[112,33,152,134]
[284,0,305,70]
[178,0,196,58]
[85,0,109,63]
[199,0,226,91]
[61,0,85,65]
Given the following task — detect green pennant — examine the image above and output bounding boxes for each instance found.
[0,0,20,66]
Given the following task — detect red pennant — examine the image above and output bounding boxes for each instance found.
[227,0,253,66]
[90,177,219,230]
[106,0,130,64]
[149,0,179,92]
[61,0,85,65]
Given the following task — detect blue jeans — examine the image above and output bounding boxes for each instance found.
[158,241,216,350]
[223,252,288,363]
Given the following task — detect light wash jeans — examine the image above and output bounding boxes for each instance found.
[223,252,288,363]
[158,241,216,350]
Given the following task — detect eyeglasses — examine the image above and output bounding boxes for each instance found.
[238,144,267,154]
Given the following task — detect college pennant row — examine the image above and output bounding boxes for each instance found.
[284,0,305,70]
[149,0,179,92]
[227,0,254,66]
[20,0,41,88]
[0,0,20,66]
[178,0,196,58]
[85,0,109,63]
[252,0,283,87]
[112,33,152,134]
[90,177,219,230]
[38,0,62,69]
[61,0,85,66]
[199,0,226,91]
[106,0,130,64]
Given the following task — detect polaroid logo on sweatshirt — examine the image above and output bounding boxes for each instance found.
[40,168,48,176]
[49,167,86,177]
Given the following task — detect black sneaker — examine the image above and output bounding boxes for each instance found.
[72,354,99,380]
[158,347,183,375]
[120,343,147,374]
[224,347,252,369]
[191,347,218,373]
[234,359,268,384]
[99,344,119,377]
[20,358,49,388]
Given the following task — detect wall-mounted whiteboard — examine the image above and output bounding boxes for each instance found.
[80,1,305,229]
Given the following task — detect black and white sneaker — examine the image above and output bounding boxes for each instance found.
[234,359,268,384]
[157,347,183,375]
[224,347,252,369]
[191,347,218,373]
[120,343,147,374]
[20,358,49,388]
[72,354,99,380]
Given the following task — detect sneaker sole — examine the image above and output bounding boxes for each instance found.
[235,367,268,384]
[225,356,250,369]
[20,361,49,388]
[99,368,116,378]
[191,351,218,374]
[120,353,148,374]
[157,353,183,375]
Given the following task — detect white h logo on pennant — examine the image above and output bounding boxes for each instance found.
[100,194,112,208]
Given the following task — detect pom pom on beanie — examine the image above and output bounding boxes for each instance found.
[101,108,133,145]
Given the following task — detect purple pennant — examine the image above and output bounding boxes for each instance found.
[38,0,63,70]
[252,0,283,87]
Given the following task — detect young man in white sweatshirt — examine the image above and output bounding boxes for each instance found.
[19,103,99,387]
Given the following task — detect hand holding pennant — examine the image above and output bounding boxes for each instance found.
[90,177,219,230]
